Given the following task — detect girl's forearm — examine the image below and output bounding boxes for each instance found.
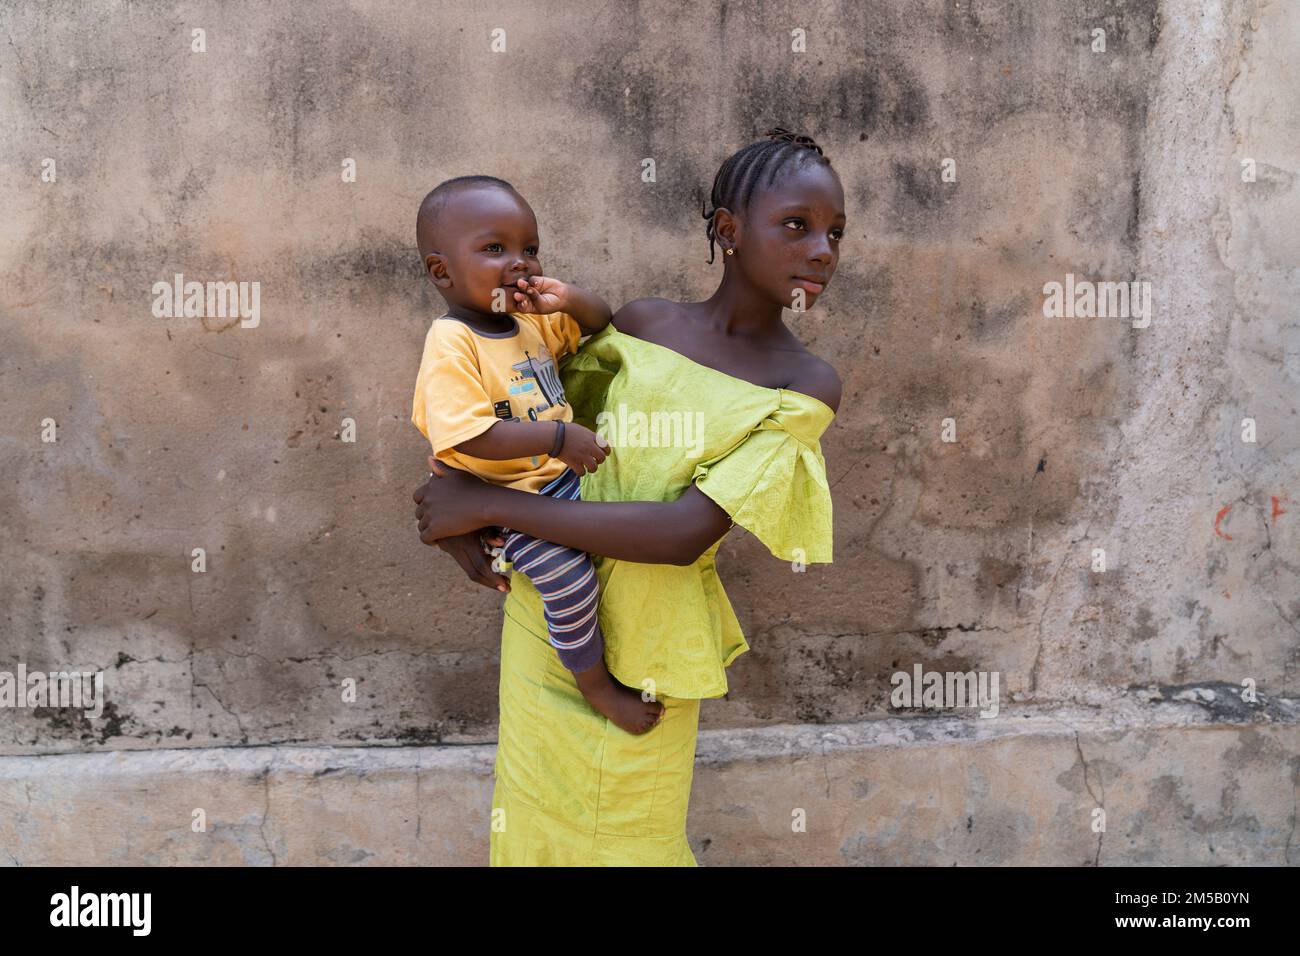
[566,286,613,334]
[478,484,727,565]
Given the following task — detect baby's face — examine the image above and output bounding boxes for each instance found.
[441,187,544,315]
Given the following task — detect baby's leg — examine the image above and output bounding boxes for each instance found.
[503,468,604,669]
[501,528,604,672]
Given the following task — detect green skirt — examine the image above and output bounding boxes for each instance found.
[490,574,701,866]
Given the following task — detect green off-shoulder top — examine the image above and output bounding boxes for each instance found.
[502,324,836,700]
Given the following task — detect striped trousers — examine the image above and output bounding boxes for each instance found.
[498,468,604,674]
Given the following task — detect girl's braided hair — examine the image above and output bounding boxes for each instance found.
[701,127,832,264]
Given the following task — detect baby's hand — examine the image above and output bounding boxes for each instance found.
[507,275,568,315]
[555,422,609,475]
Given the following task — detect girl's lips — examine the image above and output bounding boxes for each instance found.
[792,278,826,294]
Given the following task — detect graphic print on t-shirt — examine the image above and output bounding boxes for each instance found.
[508,347,568,420]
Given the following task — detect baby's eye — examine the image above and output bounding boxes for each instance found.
[484,243,503,253]
[525,246,539,256]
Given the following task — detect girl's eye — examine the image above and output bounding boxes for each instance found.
[783,219,805,231]
[830,229,844,241]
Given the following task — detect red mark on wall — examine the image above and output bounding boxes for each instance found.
[1214,504,1233,540]
[1214,493,1289,540]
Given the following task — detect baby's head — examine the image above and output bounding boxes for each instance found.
[701,128,845,311]
[416,176,542,316]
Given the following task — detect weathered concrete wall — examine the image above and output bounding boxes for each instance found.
[1,0,1296,864]
[4,691,1295,865]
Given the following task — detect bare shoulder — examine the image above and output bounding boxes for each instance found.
[610,297,686,340]
[786,350,842,413]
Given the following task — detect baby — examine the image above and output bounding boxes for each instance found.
[410,175,662,735]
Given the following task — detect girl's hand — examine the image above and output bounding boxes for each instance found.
[413,457,497,542]
[432,529,511,592]
[508,275,568,315]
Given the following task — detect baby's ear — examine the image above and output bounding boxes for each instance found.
[424,253,451,287]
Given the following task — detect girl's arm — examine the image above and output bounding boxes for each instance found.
[485,483,731,565]
[558,283,613,335]
[413,462,731,566]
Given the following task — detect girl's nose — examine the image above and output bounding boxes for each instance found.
[808,244,832,264]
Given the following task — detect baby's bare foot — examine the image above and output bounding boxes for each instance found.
[576,664,665,735]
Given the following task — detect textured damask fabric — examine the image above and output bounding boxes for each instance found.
[489,324,835,866]
[560,324,836,700]
[491,577,701,866]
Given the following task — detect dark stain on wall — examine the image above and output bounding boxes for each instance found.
[892,160,948,213]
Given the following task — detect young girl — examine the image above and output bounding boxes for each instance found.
[412,128,844,865]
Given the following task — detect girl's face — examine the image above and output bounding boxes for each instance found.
[729,162,846,310]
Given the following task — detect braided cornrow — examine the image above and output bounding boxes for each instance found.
[700,127,832,264]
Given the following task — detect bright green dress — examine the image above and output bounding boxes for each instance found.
[489,324,835,866]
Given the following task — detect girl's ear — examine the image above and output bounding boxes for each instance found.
[712,206,739,250]
[425,253,452,288]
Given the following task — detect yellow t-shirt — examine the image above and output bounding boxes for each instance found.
[411,311,583,492]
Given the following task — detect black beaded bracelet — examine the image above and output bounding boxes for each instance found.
[549,420,566,457]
